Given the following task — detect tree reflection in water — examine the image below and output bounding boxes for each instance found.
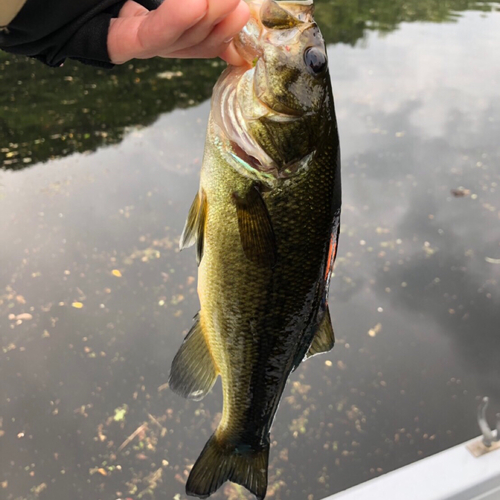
[0,0,496,170]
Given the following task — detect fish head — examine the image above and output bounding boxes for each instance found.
[237,0,328,116]
[212,0,333,179]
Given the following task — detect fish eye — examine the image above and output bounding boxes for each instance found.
[304,47,327,75]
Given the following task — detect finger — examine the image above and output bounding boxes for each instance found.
[216,1,250,65]
[163,0,242,54]
[168,40,248,66]
[118,0,148,18]
[220,42,248,67]
[109,0,209,63]
[138,0,210,52]
[165,1,250,60]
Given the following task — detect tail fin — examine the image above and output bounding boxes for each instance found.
[186,433,269,500]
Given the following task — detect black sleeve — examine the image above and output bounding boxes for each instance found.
[0,0,161,68]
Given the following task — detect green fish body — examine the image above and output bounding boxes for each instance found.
[169,1,341,498]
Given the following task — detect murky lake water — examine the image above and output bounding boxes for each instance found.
[1,2,500,500]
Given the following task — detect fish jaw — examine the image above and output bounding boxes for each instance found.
[210,0,331,179]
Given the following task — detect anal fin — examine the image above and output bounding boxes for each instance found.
[306,306,335,359]
[179,189,207,265]
[234,185,277,268]
[168,314,217,401]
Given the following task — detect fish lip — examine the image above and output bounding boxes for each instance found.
[232,34,257,68]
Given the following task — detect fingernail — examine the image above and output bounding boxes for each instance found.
[224,37,234,44]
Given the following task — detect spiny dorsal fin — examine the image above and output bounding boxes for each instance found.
[306,306,335,358]
[186,433,269,500]
[234,185,277,268]
[179,189,208,265]
[168,314,217,401]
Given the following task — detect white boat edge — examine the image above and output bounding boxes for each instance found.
[326,431,500,500]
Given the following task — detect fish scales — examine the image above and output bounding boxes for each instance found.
[169,1,341,498]
[201,123,337,427]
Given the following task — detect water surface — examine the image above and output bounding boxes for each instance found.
[1,3,500,500]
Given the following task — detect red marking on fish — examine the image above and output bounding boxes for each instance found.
[324,234,337,282]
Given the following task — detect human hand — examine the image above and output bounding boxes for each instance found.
[107,0,250,66]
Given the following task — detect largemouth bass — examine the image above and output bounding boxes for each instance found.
[169,1,341,498]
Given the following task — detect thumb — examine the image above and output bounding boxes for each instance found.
[118,0,149,17]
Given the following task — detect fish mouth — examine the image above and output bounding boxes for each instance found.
[232,4,262,68]
[233,0,314,60]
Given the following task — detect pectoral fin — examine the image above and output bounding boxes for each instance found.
[179,190,207,265]
[234,186,277,268]
[168,314,217,401]
[306,306,335,358]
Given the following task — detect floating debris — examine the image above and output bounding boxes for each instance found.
[30,483,47,496]
[485,257,500,264]
[118,423,147,452]
[368,323,382,337]
[15,313,33,321]
[89,468,107,476]
[451,187,471,197]
[157,70,183,80]
[113,405,128,423]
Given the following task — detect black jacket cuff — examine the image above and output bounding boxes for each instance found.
[62,12,116,68]
[0,0,162,68]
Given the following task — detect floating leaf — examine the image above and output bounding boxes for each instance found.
[368,323,382,337]
[112,269,122,277]
[113,405,128,422]
[72,302,84,309]
[16,313,33,321]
